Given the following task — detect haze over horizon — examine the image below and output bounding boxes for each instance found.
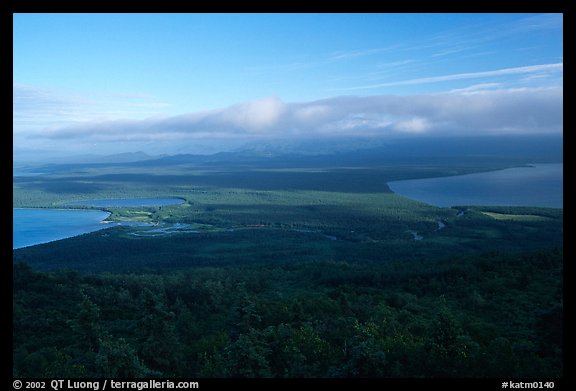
[13,13,563,161]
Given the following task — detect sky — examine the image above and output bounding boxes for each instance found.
[13,13,563,159]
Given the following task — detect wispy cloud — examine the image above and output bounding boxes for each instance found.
[448,83,502,94]
[511,13,563,32]
[333,63,563,91]
[247,14,562,86]
[246,46,398,76]
[13,84,173,133]
[13,85,91,127]
[376,59,415,69]
[431,47,471,58]
[328,47,397,61]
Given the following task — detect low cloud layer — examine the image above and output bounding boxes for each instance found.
[16,87,563,147]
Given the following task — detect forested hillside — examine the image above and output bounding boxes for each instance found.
[13,247,562,378]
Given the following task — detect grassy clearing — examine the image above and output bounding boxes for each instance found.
[481,211,553,221]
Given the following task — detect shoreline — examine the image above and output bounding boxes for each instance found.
[387,163,563,209]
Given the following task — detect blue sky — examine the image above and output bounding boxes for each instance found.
[13,13,563,158]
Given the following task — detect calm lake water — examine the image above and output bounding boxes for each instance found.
[13,198,184,249]
[13,208,111,249]
[388,163,563,208]
[64,198,185,207]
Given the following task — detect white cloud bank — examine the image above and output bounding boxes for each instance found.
[15,86,563,148]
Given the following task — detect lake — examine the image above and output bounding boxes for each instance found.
[64,198,185,207]
[13,208,111,249]
[13,198,184,249]
[387,163,563,208]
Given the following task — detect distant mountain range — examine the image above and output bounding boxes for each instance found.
[13,134,563,175]
[135,134,563,167]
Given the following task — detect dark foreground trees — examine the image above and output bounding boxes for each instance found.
[13,248,563,378]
